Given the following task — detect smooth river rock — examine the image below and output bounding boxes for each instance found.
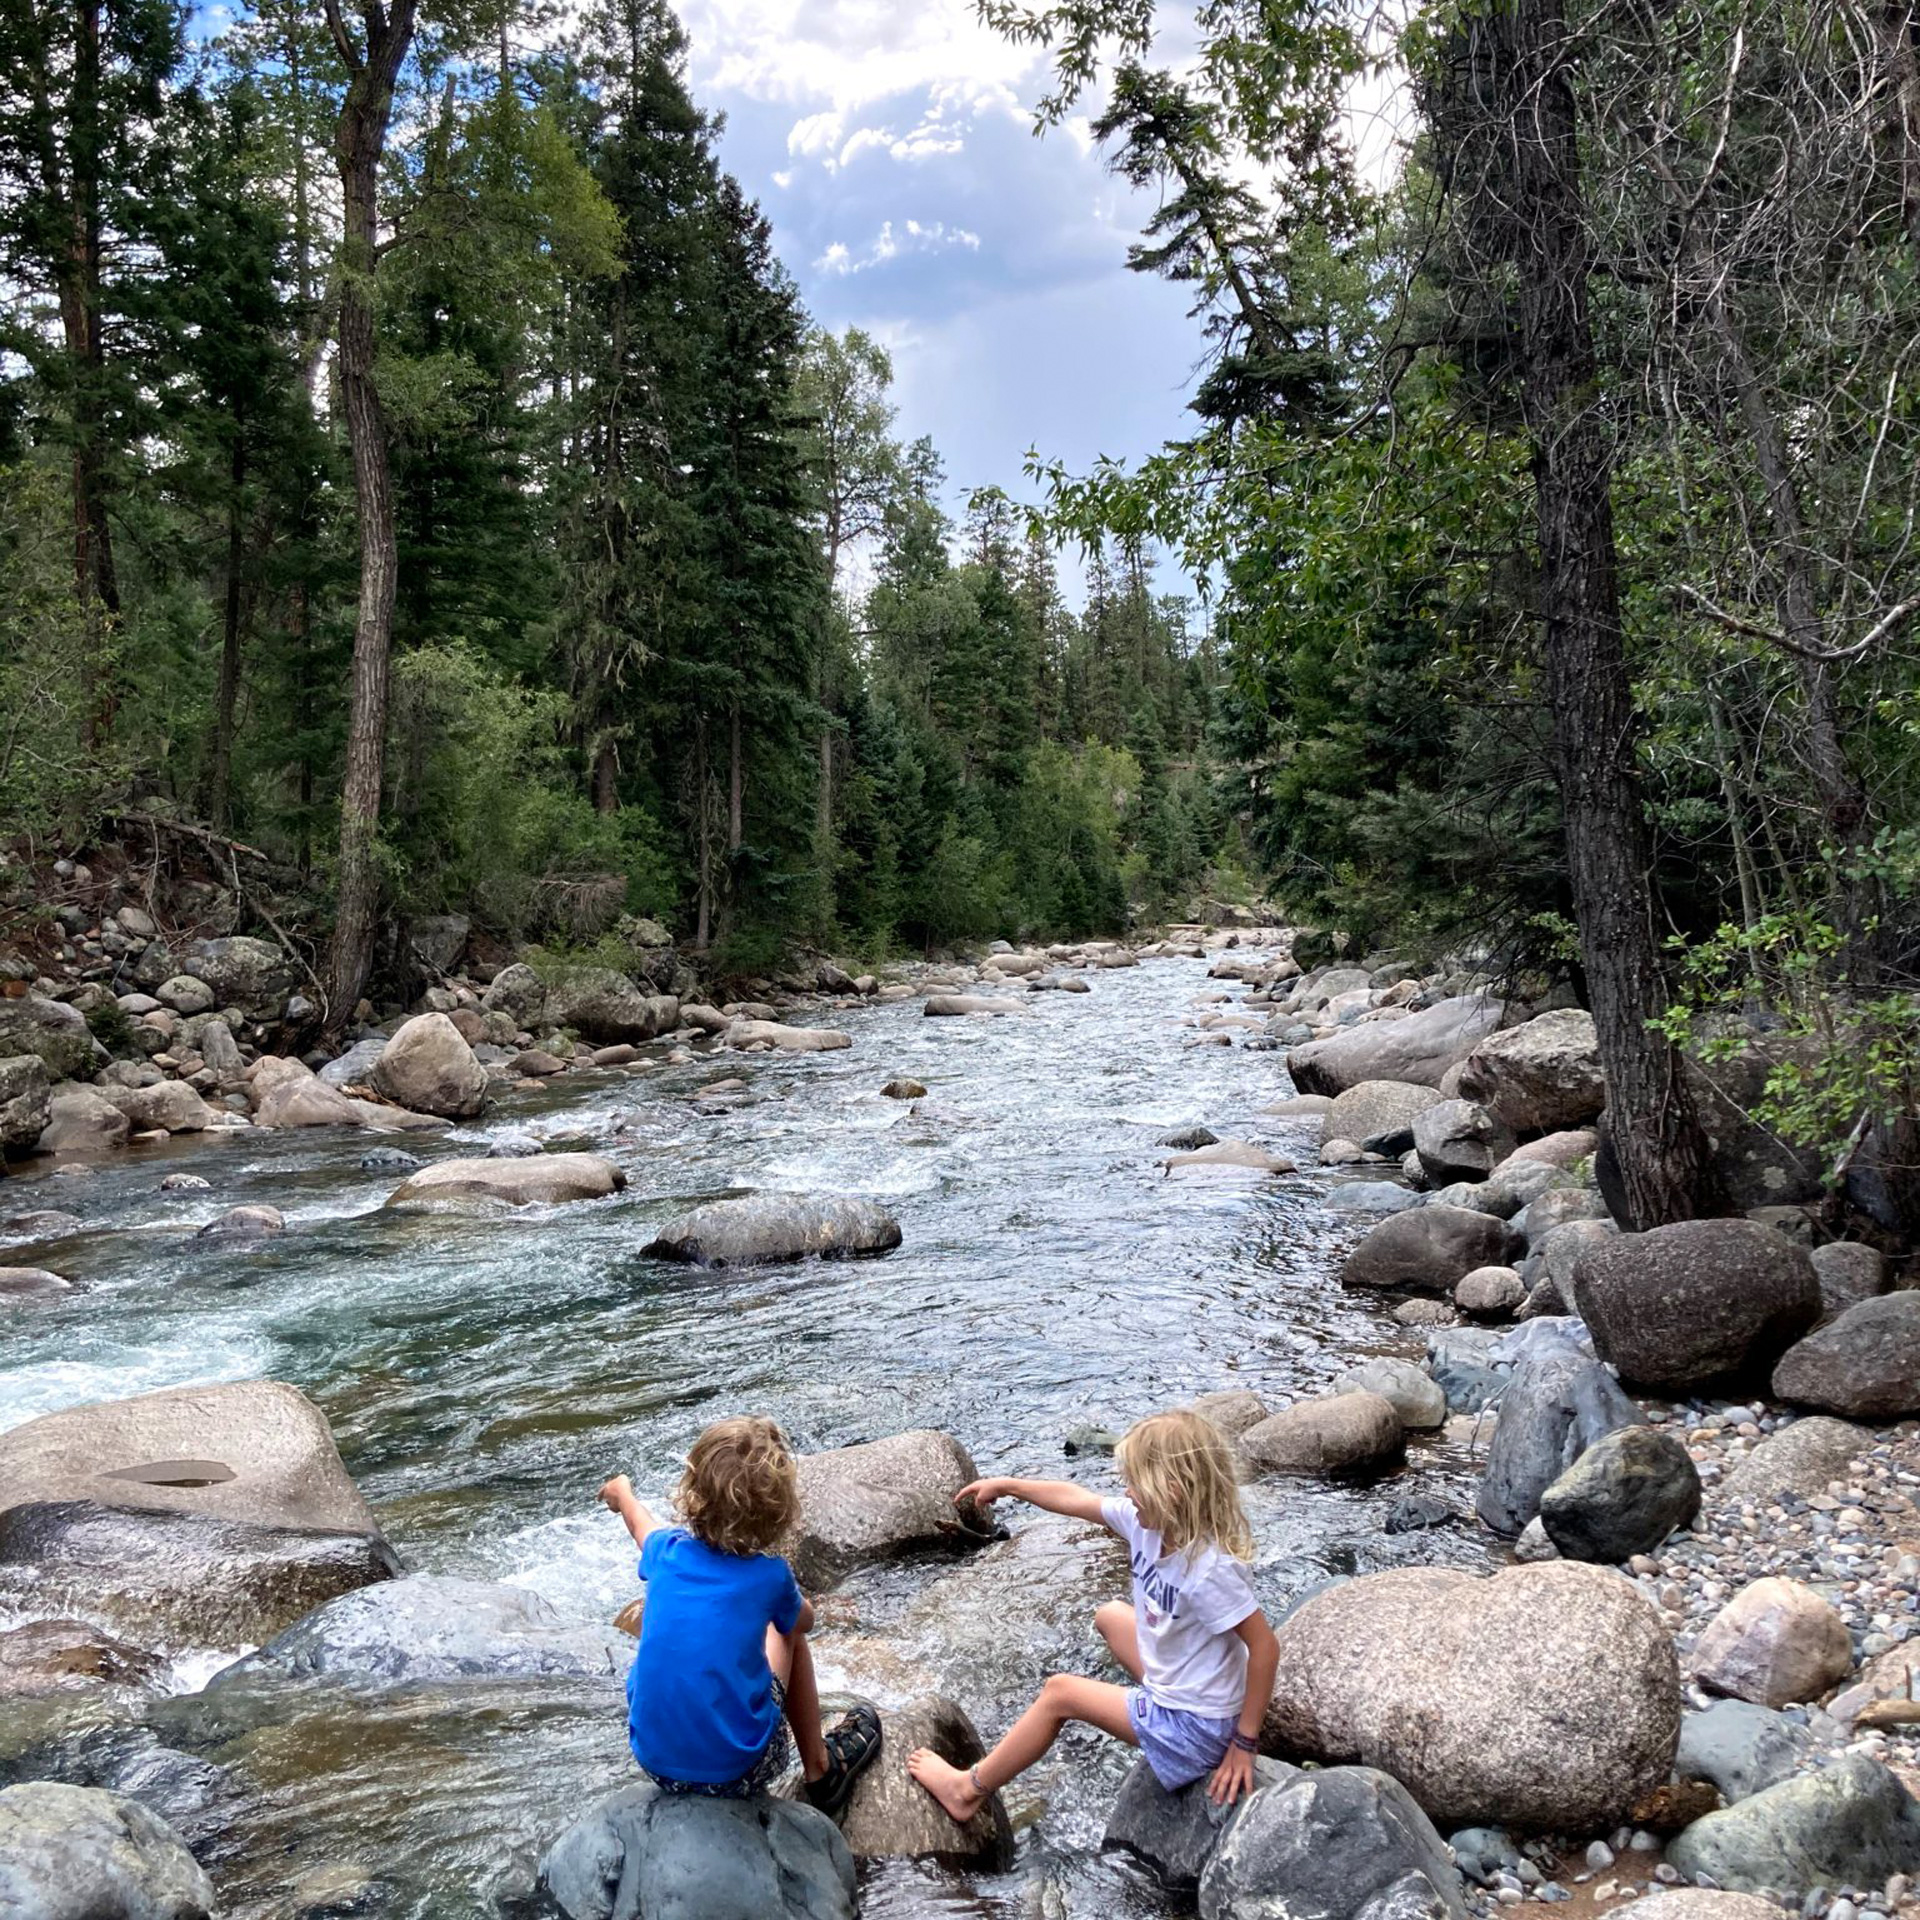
[782,1430,986,1590]
[1261,1562,1680,1831]
[1475,1346,1644,1537]
[1537,1424,1701,1563]
[0,1782,214,1920]
[824,1695,1012,1868]
[1321,1081,1444,1155]
[724,1019,851,1052]
[1716,1415,1869,1508]
[1239,1393,1404,1479]
[1104,1753,1294,1894]
[1689,1576,1854,1708]
[922,994,1024,1017]
[1334,1359,1445,1430]
[1340,1207,1522,1295]
[1287,995,1508,1096]
[1771,1293,1920,1418]
[1571,1218,1821,1392]
[370,1012,491,1118]
[644,1194,901,1267]
[1163,1141,1296,1175]
[386,1152,626,1210]
[1674,1699,1816,1803]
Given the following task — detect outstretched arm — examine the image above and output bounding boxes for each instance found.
[956,1476,1108,1525]
[599,1474,666,1548]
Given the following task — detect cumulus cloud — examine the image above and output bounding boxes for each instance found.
[814,218,983,276]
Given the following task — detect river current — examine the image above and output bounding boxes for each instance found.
[0,957,1493,1917]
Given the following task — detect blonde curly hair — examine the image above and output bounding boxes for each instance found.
[676,1415,799,1556]
[1116,1409,1254,1561]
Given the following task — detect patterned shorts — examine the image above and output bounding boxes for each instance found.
[646,1680,793,1800]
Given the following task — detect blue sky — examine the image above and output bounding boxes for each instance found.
[669,0,1209,563]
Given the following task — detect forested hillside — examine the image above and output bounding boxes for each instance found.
[0,0,1231,1008]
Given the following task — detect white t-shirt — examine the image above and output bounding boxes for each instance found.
[1101,1496,1258,1718]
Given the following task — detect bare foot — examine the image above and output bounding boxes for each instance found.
[906,1747,983,1824]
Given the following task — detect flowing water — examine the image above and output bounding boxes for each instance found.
[0,958,1495,1917]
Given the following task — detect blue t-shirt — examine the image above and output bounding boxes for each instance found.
[625,1525,805,1783]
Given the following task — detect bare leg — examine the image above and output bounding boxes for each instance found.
[766,1624,830,1780]
[1094,1601,1144,1681]
[908,1673,1136,1824]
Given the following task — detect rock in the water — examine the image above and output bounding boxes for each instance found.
[209,1573,626,1689]
[253,1065,373,1129]
[1341,1207,1522,1295]
[512,1049,567,1077]
[725,1019,850,1053]
[1198,1763,1468,1920]
[370,1012,490,1119]
[1239,1392,1404,1479]
[39,1084,131,1154]
[0,997,106,1082]
[1475,1347,1644,1537]
[0,1617,161,1698]
[1324,1181,1423,1216]
[194,1204,285,1240]
[1571,1219,1821,1391]
[1537,1425,1701,1563]
[1159,1125,1221,1150]
[881,1079,927,1100]
[1454,1266,1524,1317]
[1770,1293,1920,1418]
[1690,1576,1853,1708]
[923,994,1023,1017]
[1190,1391,1272,1440]
[783,1430,985,1590]
[1103,1754,1293,1893]
[385,1152,625,1211]
[1675,1699,1815,1803]
[538,1783,855,1920]
[1261,1562,1680,1831]
[1412,1100,1515,1184]
[358,1147,420,1173]
[1287,996,1508,1097]
[0,1266,72,1300]
[1322,1081,1444,1155]
[1163,1141,1296,1175]
[1,1209,82,1243]
[1717,1415,1869,1507]
[1456,1010,1605,1133]
[644,1194,900,1267]
[0,1782,214,1920]
[0,1054,51,1154]
[0,1500,400,1648]
[829,1695,1012,1867]
[544,968,678,1044]
[1663,1752,1920,1894]
[1335,1359,1445,1430]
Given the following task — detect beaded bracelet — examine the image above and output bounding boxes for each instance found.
[1229,1731,1258,1753]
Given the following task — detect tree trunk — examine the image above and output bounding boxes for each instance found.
[591,738,619,814]
[728,701,744,852]
[208,438,247,829]
[1491,0,1726,1228]
[694,715,712,951]
[323,0,419,1032]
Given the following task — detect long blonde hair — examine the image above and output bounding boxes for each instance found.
[676,1415,799,1556]
[1116,1409,1254,1561]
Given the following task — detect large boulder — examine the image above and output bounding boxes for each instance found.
[1663,1752,1920,1895]
[1571,1219,1821,1392]
[1474,1346,1644,1537]
[98,1082,214,1134]
[1808,1242,1889,1317]
[1287,995,1508,1097]
[1716,1415,1868,1508]
[1456,1011,1605,1132]
[318,1035,388,1088]
[1340,1207,1521,1295]
[0,996,105,1081]
[644,1195,900,1268]
[209,1574,626,1689]
[1104,1754,1295,1893]
[1675,1700,1815,1803]
[0,1267,73,1300]
[162,936,293,1020]
[0,1499,400,1648]
[37,1084,130,1155]
[371,1012,490,1119]
[1164,1142,1296,1175]
[782,1430,985,1590]
[1321,1081,1444,1155]
[1537,1425,1701,1563]
[1198,1764,1468,1920]
[539,1784,855,1920]
[1334,1360,1445,1430]
[545,968,678,1044]
[1412,1101,1516,1184]
[724,1020,850,1053]
[1239,1393,1404,1479]
[0,1380,381,1537]
[385,1153,625,1210]
[827,1695,1012,1867]
[0,1783,214,1920]
[923,994,1024,1017]
[0,1054,51,1154]
[253,1066,374,1129]
[1690,1577,1853,1709]
[1261,1562,1680,1831]
[481,962,548,1027]
[1771,1294,1920,1418]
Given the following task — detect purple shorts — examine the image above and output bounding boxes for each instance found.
[1127,1689,1237,1791]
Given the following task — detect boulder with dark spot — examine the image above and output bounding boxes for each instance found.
[1475,1346,1644,1538]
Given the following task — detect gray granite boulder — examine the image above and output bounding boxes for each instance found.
[370,1012,490,1119]
[1456,1010,1605,1132]
[0,1783,213,1920]
[37,1084,130,1154]
[1240,1392,1404,1479]
[1771,1294,1920,1418]
[0,997,106,1081]
[1413,1101,1516,1185]
[1287,996,1508,1096]
[545,969,678,1043]
[1674,1699,1815,1803]
[1321,1081,1444,1155]
[644,1195,901,1267]
[539,1783,855,1920]
[1663,1752,1920,1894]
[1571,1219,1821,1392]
[1537,1425,1700,1563]
[782,1430,988,1590]
[386,1153,624,1211]
[0,1055,51,1154]
[1340,1207,1522,1296]
[823,1695,1011,1867]
[1104,1753,1294,1893]
[1475,1346,1644,1537]
[1809,1242,1889,1317]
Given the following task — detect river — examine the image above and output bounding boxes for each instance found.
[0,956,1493,1918]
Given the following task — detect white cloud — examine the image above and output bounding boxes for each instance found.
[813,218,983,276]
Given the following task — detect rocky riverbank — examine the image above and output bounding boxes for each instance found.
[1,925,1917,1920]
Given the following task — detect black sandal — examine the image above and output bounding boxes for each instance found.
[804,1702,883,1819]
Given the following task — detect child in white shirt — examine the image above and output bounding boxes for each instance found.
[907,1408,1278,1818]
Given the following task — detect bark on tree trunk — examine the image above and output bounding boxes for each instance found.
[323,0,418,1033]
[591,739,619,814]
[1491,0,1726,1227]
[208,439,247,830]
[728,702,744,852]
[694,715,712,951]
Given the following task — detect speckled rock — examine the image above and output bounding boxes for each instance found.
[1240,1392,1405,1479]
[1690,1576,1854,1708]
[644,1194,901,1266]
[1537,1425,1701,1563]
[781,1429,987,1590]
[1771,1293,1920,1418]
[0,1782,214,1919]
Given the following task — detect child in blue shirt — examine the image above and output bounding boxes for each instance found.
[600,1415,881,1812]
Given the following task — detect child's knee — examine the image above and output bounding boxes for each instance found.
[1093,1601,1127,1636]
[1038,1673,1078,1714]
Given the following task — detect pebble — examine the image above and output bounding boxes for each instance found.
[1589,1843,1616,1871]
